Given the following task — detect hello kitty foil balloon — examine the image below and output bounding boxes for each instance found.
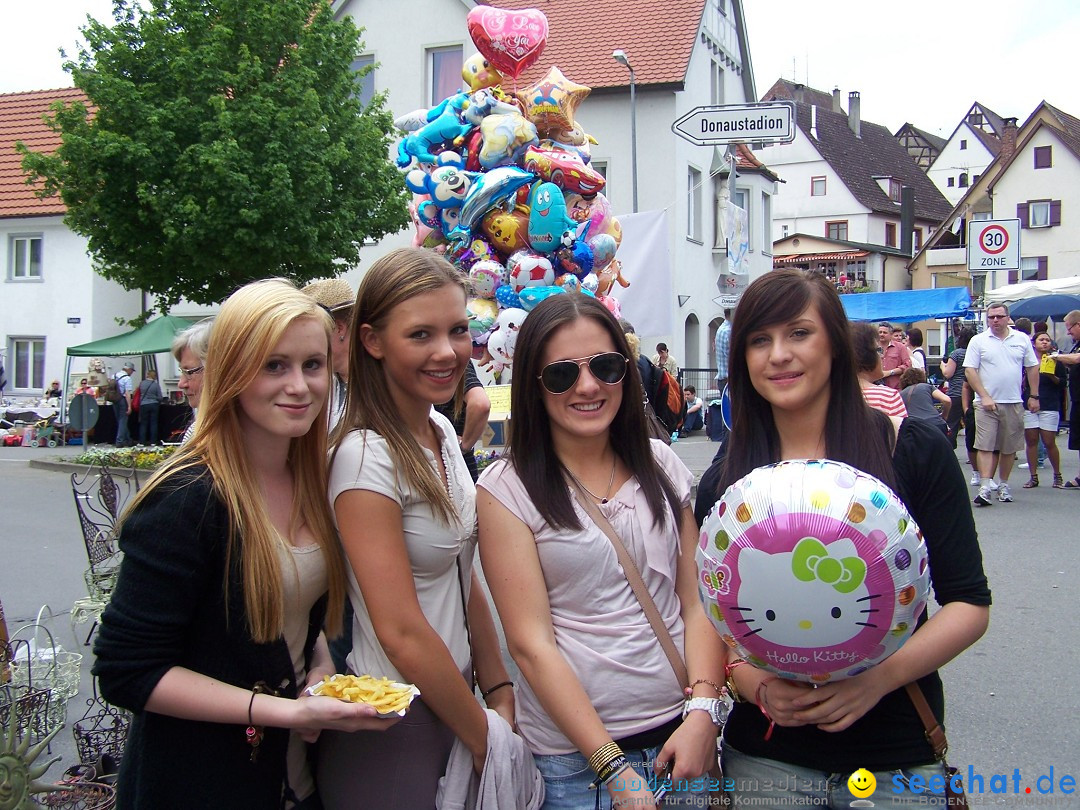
[697,459,929,683]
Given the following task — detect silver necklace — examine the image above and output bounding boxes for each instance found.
[566,455,617,504]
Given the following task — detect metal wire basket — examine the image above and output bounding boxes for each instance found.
[72,679,131,767]
[36,782,116,809]
[0,640,55,746]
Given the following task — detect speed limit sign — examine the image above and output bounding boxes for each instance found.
[967,219,1020,271]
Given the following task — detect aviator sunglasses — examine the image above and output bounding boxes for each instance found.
[538,351,629,395]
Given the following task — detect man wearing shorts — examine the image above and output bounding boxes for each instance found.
[965,304,1039,506]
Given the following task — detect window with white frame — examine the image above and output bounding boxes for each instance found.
[760,191,771,253]
[1020,257,1042,281]
[9,235,43,279]
[711,61,724,105]
[712,185,748,250]
[9,337,45,390]
[1029,201,1051,228]
[688,166,703,241]
[351,55,375,107]
[591,160,608,189]
[811,176,826,196]
[428,46,463,106]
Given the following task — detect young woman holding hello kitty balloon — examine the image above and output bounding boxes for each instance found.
[694,270,991,808]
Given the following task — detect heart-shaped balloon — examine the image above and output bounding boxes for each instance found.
[466,7,548,80]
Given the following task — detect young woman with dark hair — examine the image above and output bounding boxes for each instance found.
[477,293,724,810]
[693,270,991,808]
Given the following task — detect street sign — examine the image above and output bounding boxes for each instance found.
[672,101,796,146]
[967,218,1020,272]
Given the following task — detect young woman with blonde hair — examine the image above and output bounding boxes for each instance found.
[318,247,513,808]
[95,279,393,810]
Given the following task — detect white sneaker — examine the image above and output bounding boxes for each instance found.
[973,487,993,507]
[1019,462,1030,469]
[970,471,981,487]
[998,483,1013,502]
[987,479,1000,491]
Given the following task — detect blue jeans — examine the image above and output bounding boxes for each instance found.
[113,398,130,444]
[535,745,717,810]
[722,743,950,808]
[138,402,159,445]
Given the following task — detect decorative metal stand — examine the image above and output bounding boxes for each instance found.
[71,679,130,769]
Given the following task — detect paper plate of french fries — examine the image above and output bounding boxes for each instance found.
[306,674,421,717]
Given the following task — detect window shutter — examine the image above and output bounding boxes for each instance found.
[1009,270,1019,284]
[1017,203,1029,229]
[1038,257,1048,281]
[1050,200,1062,227]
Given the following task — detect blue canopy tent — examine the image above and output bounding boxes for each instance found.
[840,288,972,323]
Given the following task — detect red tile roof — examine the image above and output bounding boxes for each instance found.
[0,87,87,218]
[475,0,706,89]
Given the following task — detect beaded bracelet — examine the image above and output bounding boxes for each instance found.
[684,677,724,698]
[756,676,778,741]
[245,682,270,763]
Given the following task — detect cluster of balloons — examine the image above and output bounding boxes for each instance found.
[394,7,629,382]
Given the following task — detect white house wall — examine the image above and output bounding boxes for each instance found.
[991,128,1080,280]
[2,215,141,395]
[927,122,996,206]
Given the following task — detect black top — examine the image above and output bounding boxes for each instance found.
[1022,357,1065,411]
[435,361,484,482]
[94,466,326,809]
[694,418,992,772]
[1070,342,1080,403]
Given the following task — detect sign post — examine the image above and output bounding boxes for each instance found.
[671,101,796,146]
[967,219,1020,273]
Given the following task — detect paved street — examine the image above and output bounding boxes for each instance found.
[2,436,1078,804]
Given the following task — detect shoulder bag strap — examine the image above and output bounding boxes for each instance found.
[567,477,689,689]
[904,682,948,760]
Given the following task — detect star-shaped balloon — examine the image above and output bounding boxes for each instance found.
[517,66,590,138]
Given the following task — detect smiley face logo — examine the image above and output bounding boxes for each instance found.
[848,768,877,798]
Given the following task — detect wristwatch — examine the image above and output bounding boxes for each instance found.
[682,697,728,727]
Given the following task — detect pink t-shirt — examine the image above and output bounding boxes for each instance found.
[477,440,693,755]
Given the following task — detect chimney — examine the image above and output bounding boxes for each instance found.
[832,87,842,113]
[1000,117,1019,163]
[810,105,818,140]
[848,91,861,138]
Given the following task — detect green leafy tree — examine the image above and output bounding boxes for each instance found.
[20,0,407,314]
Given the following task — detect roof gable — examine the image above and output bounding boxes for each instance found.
[1,88,86,218]
[762,78,839,112]
[476,0,707,89]
[783,95,952,223]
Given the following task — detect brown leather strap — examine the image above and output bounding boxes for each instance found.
[567,477,689,689]
[904,682,948,759]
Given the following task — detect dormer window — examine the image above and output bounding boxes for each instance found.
[889,179,902,201]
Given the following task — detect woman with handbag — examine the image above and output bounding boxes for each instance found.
[94,280,394,809]
[317,248,515,808]
[477,293,725,809]
[694,270,991,808]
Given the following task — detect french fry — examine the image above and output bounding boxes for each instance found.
[307,674,419,715]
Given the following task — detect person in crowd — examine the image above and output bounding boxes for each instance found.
[75,378,95,397]
[682,385,704,434]
[94,280,391,809]
[1022,331,1066,488]
[939,326,974,452]
[854,323,908,417]
[45,379,62,400]
[1053,311,1080,488]
[112,362,136,446]
[713,309,732,446]
[319,247,512,808]
[877,322,911,390]
[136,370,163,445]
[172,320,212,444]
[652,342,679,378]
[301,278,355,432]
[477,294,724,810]
[906,328,927,371]
[435,359,492,483]
[899,368,950,438]
[693,269,990,808]
[1012,317,1032,337]
[965,304,1039,506]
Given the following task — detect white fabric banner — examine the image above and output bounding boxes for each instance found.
[612,209,672,337]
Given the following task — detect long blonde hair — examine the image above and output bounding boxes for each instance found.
[332,247,467,526]
[126,279,347,642]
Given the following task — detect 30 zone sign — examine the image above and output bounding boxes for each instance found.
[967,219,1020,271]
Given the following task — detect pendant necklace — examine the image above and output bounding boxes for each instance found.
[566,455,617,504]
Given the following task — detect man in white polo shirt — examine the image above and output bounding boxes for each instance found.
[965,303,1039,506]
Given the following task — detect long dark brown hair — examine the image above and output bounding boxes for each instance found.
[718,270,897,494]
[506,294,681,530]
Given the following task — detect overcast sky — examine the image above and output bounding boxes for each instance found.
[2,1,1078,137]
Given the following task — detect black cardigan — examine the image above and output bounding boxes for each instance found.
[93,466,327,809]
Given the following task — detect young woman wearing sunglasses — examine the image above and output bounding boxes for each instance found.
[477,294,724,809]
